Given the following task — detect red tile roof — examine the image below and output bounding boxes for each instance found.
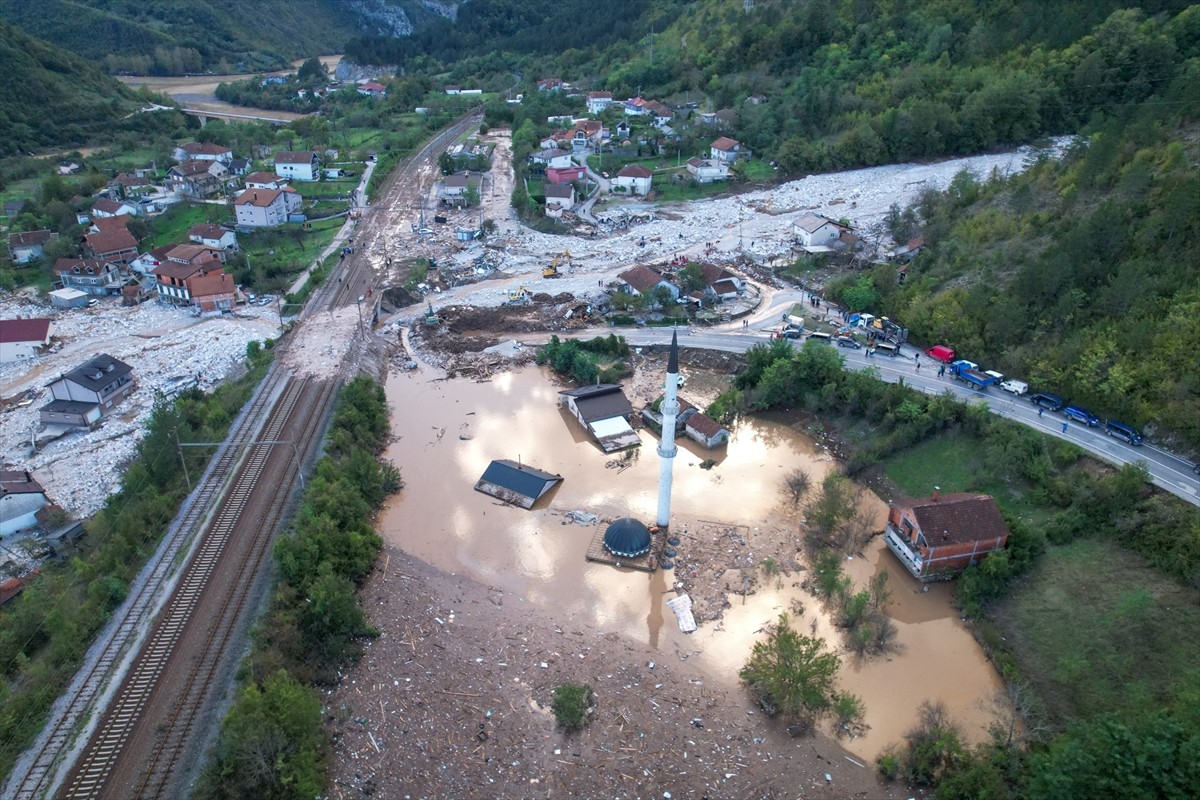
[274,150,316,164]
[234,188,287,207]
[618,265,667,293]
[901,493,1010,547]
[686,412,727,440]
[84,228,137,255]
[244,171,281,184]
[8,230,53,248]
[189,223,231,240]
[711,136,740,151]
[617,164,652,179]
[0,318,51,344]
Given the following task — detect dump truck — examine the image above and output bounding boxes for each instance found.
[949,360,997,390]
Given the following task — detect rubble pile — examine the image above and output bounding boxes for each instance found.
[279,305,361,379]
[0,292,280,516]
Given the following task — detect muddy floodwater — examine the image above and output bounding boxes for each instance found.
[379,364,1003,759]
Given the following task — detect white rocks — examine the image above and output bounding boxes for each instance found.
[0,293,280,517]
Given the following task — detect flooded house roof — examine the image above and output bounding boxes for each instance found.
[900,493,1009,546]
[474,459,563,509]
[559,384,632,422]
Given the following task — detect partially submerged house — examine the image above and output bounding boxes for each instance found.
[884,491,1010,581]
[558,384,641,453]
[40,354,135,427]
[474,459,563,509]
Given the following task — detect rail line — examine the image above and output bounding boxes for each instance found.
[56,378,306,797]
[4,366,290,800]
[130,380,339,799]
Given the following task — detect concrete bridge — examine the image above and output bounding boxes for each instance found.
[181,107,299,126]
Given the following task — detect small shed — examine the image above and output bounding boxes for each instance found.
[49,288,89,309]
[474,459,562,509]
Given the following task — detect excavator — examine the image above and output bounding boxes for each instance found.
[543,250,571,278]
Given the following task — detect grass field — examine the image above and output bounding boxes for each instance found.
[144,204,229,250]
[991,537,1200,722]
[883,433,1053,523]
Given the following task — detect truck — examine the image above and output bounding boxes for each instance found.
[949,360,997,390]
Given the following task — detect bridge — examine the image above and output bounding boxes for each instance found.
[180,106,301,126]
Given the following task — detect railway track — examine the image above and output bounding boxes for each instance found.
[53,378,338,799]
[3,367,291,800]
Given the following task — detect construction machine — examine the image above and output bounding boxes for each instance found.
[543,250,571,279]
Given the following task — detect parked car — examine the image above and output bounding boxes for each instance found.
[1000,379,1029,395]
[1062,405,1100,426]
[836,336,862,349]
[925,344,956,362]
[807,331,833,344]
[1030,393,1064,411]
[780,328,803,339]
[1104,420,1143,445]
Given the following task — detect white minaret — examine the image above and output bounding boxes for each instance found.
[656,331,680,528]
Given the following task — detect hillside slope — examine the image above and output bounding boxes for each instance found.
[0,0,462,74]
[0,21,138,157]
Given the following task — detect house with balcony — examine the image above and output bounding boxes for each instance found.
[52,258,123,296]
[234,187,302,228]
[40,353,135,427]
[586,91,613,114]
[685,157,729,184]
[883,491,1010,581]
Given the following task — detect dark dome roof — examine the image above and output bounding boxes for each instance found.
[603,517,651,558]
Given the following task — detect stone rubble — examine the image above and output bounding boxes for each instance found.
[0,292,280,516]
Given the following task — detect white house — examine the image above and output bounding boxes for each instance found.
[623,97,650,116]
[686,157,729,184]
[544,183,575,217]
[274,151,319,182]
[613,164,652,196]
[587,91,613,114]
[617,265,679,301]
[0,470,47,537]
[439,172,483,205]
[188,223,239,251]
[91,198,139,219]
[710,137,745,163]
[39,353,136,427]
[794,214,844,248]
[244,171,287,190]
[0,318,52,363]
[530,148,574,170]
[172,142,233,163]
[234,187,302,228]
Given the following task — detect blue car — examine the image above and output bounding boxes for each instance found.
[1063,405,1100,426]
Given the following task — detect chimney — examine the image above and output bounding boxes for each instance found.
[933,486,940,501]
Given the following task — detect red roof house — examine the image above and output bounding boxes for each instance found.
[884,492,1010,581]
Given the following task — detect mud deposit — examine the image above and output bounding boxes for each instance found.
[325,363,1003,797]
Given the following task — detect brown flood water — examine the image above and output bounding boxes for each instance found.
[379,364,1003,760]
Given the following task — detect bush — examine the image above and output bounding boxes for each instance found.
[551,682,593,732]
[739,613,844,727]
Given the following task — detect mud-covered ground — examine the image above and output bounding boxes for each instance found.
[322,546,909,800]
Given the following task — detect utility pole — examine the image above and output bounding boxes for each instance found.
[173,428,191,490]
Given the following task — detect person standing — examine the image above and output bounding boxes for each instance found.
[1062,421,1068,433]
[1038,407,1044,418]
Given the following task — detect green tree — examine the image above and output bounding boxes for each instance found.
[199,670,324,800]
[805,474,858,544]
[296,57,327,84]
[551,682,593,732]
[739,613,843,729]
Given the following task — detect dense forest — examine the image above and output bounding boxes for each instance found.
[0,0,457,75]
[350,0,1195,173]
[0,22,143,156]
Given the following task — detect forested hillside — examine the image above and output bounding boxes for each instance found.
[350,0,1194,173]
[0,21,140,156]
[0,0,460,75]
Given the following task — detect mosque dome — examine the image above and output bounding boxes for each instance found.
[603,517,652,558]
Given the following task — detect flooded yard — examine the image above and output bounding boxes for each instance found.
[379,363,1003,760]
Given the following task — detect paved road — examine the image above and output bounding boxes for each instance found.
[552,324,1200,507]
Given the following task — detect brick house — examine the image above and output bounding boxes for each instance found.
[40,353,135,427]
[884,491,1010,581]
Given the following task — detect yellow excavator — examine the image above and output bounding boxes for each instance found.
[543,250,571,278]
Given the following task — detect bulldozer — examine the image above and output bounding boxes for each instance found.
[543,250,571,279]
